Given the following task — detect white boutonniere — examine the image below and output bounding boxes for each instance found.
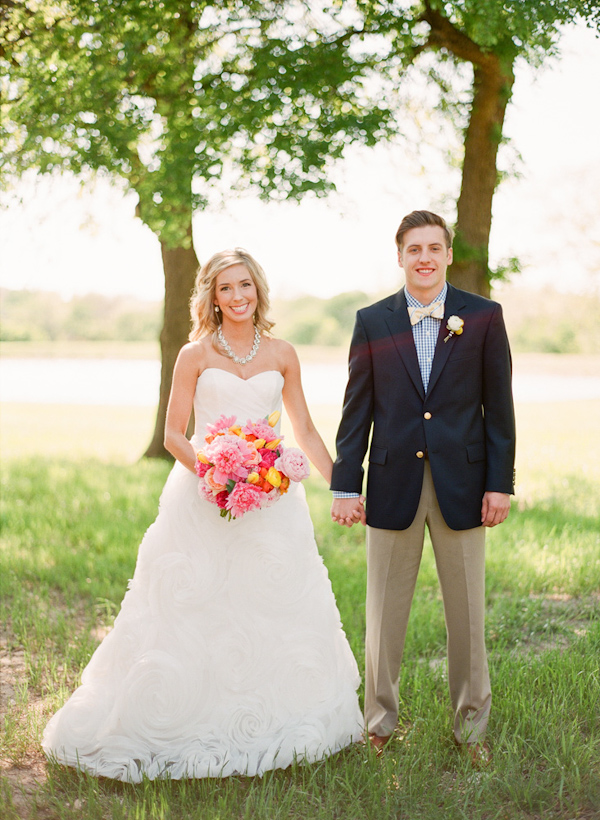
[444,315,464,343]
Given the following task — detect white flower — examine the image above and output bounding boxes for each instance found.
[447,315,464,332]
[444,315,464,342]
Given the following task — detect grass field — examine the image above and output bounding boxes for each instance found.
[1,393,599,819]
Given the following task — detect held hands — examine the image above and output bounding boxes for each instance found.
[481,491,511,527]
[331,496,366,528]
[331,492,509,527]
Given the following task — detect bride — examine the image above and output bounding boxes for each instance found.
[42,248,363,782]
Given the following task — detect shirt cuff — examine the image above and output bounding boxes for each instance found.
[332,491,360,498]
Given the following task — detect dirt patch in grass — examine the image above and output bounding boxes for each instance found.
[1,630,49,819]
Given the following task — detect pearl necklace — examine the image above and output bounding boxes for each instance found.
[217,325,261,365]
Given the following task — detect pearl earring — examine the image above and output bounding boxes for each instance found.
[214,305,220,313]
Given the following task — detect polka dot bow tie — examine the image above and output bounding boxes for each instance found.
[408,302,445,325]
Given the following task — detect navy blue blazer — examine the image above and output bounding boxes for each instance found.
[330,283,516,531]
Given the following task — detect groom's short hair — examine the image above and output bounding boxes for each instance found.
[395,210,454,250]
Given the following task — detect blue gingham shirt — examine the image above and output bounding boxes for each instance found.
[333,283,447,499]
[405,283,447,393]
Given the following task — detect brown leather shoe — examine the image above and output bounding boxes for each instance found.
[367,733,392,756]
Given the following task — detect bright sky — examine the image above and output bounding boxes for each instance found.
[1,24,598,301]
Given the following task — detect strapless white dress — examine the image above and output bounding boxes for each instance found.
[42,369,363,782]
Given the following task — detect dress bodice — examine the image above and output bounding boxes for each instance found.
[193,369,284,439]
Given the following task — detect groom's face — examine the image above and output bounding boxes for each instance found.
[398,225,453,304]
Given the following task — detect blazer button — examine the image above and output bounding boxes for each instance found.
[424,412,432,420]
[416,450,425,459]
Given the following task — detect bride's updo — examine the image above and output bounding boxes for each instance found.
[189,248,275,342]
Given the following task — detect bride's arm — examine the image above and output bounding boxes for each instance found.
[164,343,202,473]
[280,343,333,484]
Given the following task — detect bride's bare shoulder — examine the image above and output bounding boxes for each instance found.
[177,338,212,369]
[266,337,297,360]
[265,337,300,376]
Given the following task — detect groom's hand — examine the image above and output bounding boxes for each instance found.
[331,496,366,527]
[481,491,511,527]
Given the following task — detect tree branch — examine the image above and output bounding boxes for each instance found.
[421,1,499,73]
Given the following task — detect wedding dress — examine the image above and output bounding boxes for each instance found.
[42,368,363,782]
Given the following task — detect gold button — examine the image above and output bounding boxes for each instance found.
[424,412,432,420]
[416,451,424,459]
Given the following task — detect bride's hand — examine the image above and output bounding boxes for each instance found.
[331,496,366,527]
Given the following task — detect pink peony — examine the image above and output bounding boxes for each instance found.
[242,419,279,443]
[274,447,310,482]
[261,489,280,508]
[258,448,278,468]
[203,435,254,484]
[215,490,229,509]
[197,480,214,502]
[195,460,211,478]
[205,414,237,436]
[244,446,262,468]
[225,482,264,519]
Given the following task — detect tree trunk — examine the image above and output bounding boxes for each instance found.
[144,225,199,459]
[451,60,515,297]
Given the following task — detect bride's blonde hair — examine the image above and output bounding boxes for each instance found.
[189,248,275,343]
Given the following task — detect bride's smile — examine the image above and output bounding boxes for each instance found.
[214,263,258,324]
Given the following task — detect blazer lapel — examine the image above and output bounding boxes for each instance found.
[385,288,425,400]
[426,283,467,397]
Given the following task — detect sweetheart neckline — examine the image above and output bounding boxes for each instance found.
[199,368,284,383]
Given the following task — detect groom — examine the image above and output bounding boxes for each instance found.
[330,210,515,757]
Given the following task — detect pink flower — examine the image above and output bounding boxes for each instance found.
[197,480,214,502]
[205,467,227,494]
[261,490,280,508]
[205,414,237,436]
[215,490,229,509]
[244,446,262,468]
[225,483,264,519]
[275,447,310,482]
[195,460,211,478]
[242,419,279,443]
[258,448,278,468]
[203,435,254,484]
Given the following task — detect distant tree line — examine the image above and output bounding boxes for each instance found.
[0,287,371,347]
[2,287,599,354]
[0,288,161,342]
[272,291,371,348]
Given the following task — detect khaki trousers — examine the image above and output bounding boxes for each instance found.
[365,462,491,744]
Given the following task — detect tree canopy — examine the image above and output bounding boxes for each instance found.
[1,0,394,246]
[1,0,396,455]
[350,0,600,294]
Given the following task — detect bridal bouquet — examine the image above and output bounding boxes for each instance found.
[194,411,310,520]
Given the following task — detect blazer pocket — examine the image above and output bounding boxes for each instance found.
[448,350,479,363]
[369,445,387,465]
[466,442,486,463]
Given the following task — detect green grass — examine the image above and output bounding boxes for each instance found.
[1,399,599,819]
